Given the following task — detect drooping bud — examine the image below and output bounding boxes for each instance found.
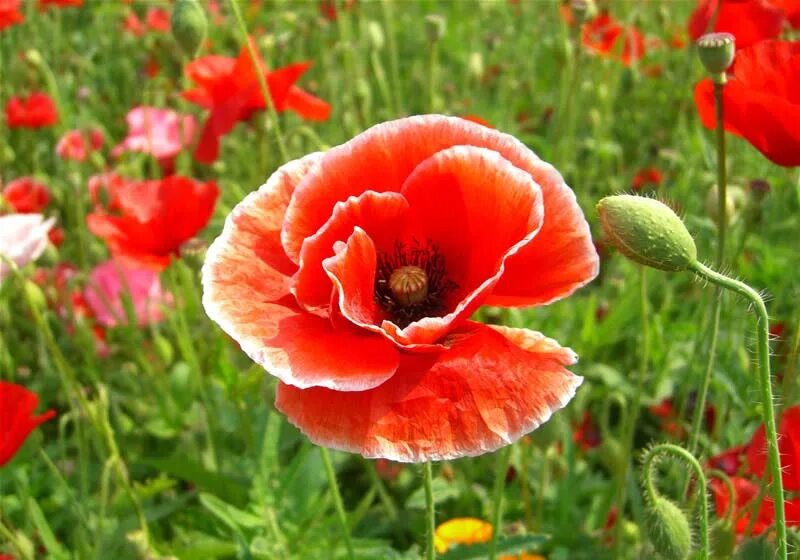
[734,537,773,559]
[696,33,735,84]
[171,0,208,58]
[389,266,429,306]
[570,0,597,26]
[645,496,693,560]
[710,519,736,559]
[597,195,698,272]
[424,15,446,43]
[705,184,746,226]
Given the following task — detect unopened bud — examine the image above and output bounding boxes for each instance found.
[597,195,698,272]
[24,280,47,312]
[367,21,385,50]
[710,519,736,559]
[697,33,735,84]
[171,0,208,58]
[705,184,746,226]
[646,496,692,560]
[425,15,446,43]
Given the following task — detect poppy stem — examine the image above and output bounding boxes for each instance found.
[423,461,437,560]
[488,445,512,560]
[319,447,355,560]
[641,443,710,559]
[690,260,787,560]
[687,80,727,457]
[228,0,290,163]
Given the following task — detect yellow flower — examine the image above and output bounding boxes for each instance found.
[434,518,493,553]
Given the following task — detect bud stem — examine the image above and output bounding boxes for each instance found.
[423,461,437,560]
[642,443,709,559]
[690,260,787,560]
[320,447,356,560]
[488,444,513,560]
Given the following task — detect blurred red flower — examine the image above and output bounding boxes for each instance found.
[5,92,58,128]
[747,405,800,491]
[319,0,356,21]
[710,476,774,535]
[573,411,602,451]
[771,0,800,27]
[87,175,219,270]
[56,127,104,162]
[708,444,747,476]
[582,12,646,66]
[694,40,800,167]
[2,177,51,213]
[87,172,130,211]
[0,382,55,467]
[688,0,784,49]
[631,167,663,191]
[123,8,170,36]
[48,226,64,247]
[0,0,24,31]
[183,38,331,163]
[202,115,598,461]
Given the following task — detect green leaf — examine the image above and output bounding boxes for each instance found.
[198,492,264,531]
[140,456,249,506]
[27,497,70,560]
[406,477,459,509]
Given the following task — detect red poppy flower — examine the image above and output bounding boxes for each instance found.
[0,382,55,467]
[48,226,64,247]
[56,127,104,162]
[747,405,800,491]
[2,177,51,213]
[460,115,493,128]
[710,476,774,535]
[573,411,602,451]
[5,92,58,128]
[183,38,331,164]
[87,175,219,270]
[688,0,784,49]
[772,0,800,27]
[87,172,130,211]
[319,0,355,21]
[0,0,24,31]
[582,12,646,67]
[145,7,169,32]
[708,444,747,476]
[631,167,663,191]
[694,40,800,167]
[202,115,598,462]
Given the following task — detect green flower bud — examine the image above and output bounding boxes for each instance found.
[710,519,736,559]
[705,184,746,226]
[597,195,698,272]
[599,438,625,473]
[697,33,735,84]
[153,334,174,366]
[171,0,208,58]
[424,14,446,43]
[23,280,47,312]
[646,496,692,560]
[367,21,385,51]
[734,537,773,560]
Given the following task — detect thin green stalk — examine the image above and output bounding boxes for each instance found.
[691,261,786,559]
[642,443,709,559]
[780,306,800,410]
[362,458,399,521]
[228,0,289,163]
[423,461,436,560]
[380,0,403,114]
[613,267,649,557]
[320,447,355,560]
[428,41,439,113]
[488,446,512,560]
[519,443,534,531]
[688,80,727,455]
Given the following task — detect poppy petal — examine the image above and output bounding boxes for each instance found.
[285,86,332,121]
[292,191,409,308]
[275,322,581,462]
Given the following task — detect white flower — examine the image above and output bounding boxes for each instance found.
[0,214,55,282]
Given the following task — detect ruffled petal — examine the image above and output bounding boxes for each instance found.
[281,115,597,307]
[292,191,408,308]
[275,322,581,462]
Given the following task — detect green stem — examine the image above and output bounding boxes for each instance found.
[428,41,439,113]
[423,461,436,560]
[612,267,649,557]
[228,0,289,163]
[319,447,355,560]
[488,446,512,560]
[691,261,786,559]
[642,443,709,559]
[688,80,727,456]
[380,0,403,114]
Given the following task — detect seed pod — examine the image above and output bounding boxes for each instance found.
[171,0,208,58]
[424,15,446,43]
[697,33,735,83]
[646,496,693,560]
[597,195,698,272]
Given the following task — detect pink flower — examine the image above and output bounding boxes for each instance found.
[56,127,104,162]
[84,260,172,327]
[0,214,54,282]
[112,107,196,169]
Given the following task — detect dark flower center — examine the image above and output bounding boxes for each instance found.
[375,239,457,328]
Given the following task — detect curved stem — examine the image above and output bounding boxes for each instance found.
[319,447,355,560]
[691,261,787,559]
[488,445,512,560]
[707,469,735,521]
[228,0,289,163]
[642,443,709,559]
[423,462,436,560]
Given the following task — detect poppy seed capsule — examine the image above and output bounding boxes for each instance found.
[389,265,429,306]
[697,33,735,83]
[646,496,693,560]
[425,15,446,43]
[597,195,697,272]
[171,0,207,58]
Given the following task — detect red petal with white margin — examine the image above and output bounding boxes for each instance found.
[275,322,581,462]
